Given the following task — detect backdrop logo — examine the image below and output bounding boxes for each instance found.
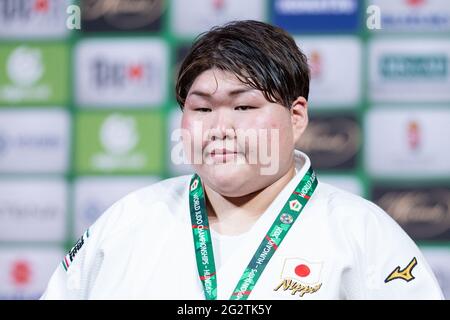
[0,0,60,21]
[380,55,447,79]
[81,0,163,31]
[212,0,226,11]
[10,260,32,286]
[365,109,450,177]
[7,47,43,87]
[0,44,68,104]
[92,59,153,89]
[171,0,265,37]
[0,110,69,173]
[100,114,138,155]
[407,120,421,151]
[75,112,164,174]
[0,180,67,242]
[1,46,49,102]
[272,0,359,33]
[373,187,450,240]
[297,37,362,107]
[406,0,425,6]
[309,50,323,79]
[0,202,58,222]
[297,116,359,169]
[369,0,450,32]
[0,0,71,38]
[370,40,450,102]
[93,114,144,170]
[275,0,357,14]
[0,248,63,300]
[75,40,167,107]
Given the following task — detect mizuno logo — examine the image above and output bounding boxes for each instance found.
[384,257,418,283]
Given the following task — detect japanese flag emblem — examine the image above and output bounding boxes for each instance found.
[281,258,323,285]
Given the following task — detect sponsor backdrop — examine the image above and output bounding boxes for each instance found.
[0,0,449,299]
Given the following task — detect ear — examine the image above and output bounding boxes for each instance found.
[290,96,308,145]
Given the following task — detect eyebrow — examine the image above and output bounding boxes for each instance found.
[187,88,256,98]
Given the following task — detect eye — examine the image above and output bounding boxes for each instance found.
[194,107,212,112]
[235,106,255,111]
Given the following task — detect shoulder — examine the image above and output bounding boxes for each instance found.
[89,175,192,241]
[317,181,402,233]
[129,174,192,205]
[314,181,428,272]
[313,181,418,254]
[315,182,443,299]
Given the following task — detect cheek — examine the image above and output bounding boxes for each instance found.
[181,114,211,152]
[180,113,191,130]
[181,114,202,139]
[238,115,273,131]
[266,118,294,151]
[181,113,211,131]
[269,120,281,129]
[180,115,196,151]
[270,112,293,135]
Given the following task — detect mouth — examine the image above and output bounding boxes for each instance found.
[208,149,240,163]
[210,149,238,156]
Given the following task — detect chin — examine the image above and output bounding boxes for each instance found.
[201,164,253,197]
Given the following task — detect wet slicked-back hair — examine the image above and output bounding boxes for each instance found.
[175,20,310,109]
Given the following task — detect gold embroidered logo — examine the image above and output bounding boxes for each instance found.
[385,257,417,283]
[274,279,322,297]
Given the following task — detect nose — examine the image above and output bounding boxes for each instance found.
[207,108,236,141]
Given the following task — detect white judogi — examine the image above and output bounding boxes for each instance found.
[41,151,443,300]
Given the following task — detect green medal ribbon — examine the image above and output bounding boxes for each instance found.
[189,166,317,300]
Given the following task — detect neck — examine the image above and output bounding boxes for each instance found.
[204,164,296,235]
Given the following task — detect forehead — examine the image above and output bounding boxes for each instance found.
[187,69,263,100]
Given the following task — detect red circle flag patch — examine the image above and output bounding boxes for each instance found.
[281,258,323,285]
[295,264,311,277]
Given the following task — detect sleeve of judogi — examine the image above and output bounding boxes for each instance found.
[357,201,443,300]
[40,200,124,300]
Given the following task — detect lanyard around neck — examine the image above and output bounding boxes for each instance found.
[188,166,317,300]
